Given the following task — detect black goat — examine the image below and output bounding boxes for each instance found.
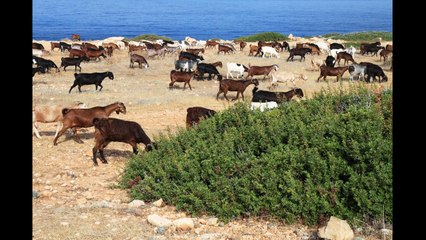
[33,56,60,72]
[92,118,153,166]
[59,41,71,52]
[287,48,312,62]
[69,71,114,93]
[186,107,216,128]
[32,66,46,77]
[252,86,304,103]
[325,56,336,67]
[60,56,89,72]
[196,63,222,80]
[179,51,204,61]
[361,62,388,82]
[330,43,345,50]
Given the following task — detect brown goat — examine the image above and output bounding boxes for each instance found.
[317,66,349,82]
[248,45,259,56]
[205,40,219,48]
[50,42,60,51]
[240,41,247,51]
[130,53,149,68]
[186,48,205,55]
[209,61,223,68]
[218,44,234,54]
[92,118,152,166]
[217,78,259,101]
[53,102,127,145]
[379,49,392,62]
[186,107,217,128]
[169,70,197,90]
[69,49,86,58]
[336,52,356,65]
[246,64,279,80]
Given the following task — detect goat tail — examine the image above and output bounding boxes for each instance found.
[62,108,71,116]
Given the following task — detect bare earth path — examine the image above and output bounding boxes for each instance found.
[33,39,392,239]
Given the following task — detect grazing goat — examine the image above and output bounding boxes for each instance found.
[186,107,216,128]
[217,78,259,101]
[317,66,349,82]
[53,102,126,145]
[169,70,197,90]
[196,63,222,80]
[361,62,388,83]
[33,101,86,139]
[248,45,259,56]
[379,49,392,62]
[92,118,153,166]
[59,42,72,52]
[129,54,149,68]
[287,48,312,62]
[69,72,114,93]
[260,46,280,58]
[330,43,345,50]
[60,56,89,72]
[252,86,304,104]
[246,64,279,80]
[32,42,45,50]
[33,56,60,73]
[217,44,235,54]
[270,72,307,88]
[179,51,204,61]
[336,52,356,65]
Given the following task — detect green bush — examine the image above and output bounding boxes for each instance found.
[126,34,173,42]
[234,32,288,42]
[121,86,392,226]
[323,31,392,42]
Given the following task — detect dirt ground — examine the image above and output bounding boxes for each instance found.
[32,38,392,240]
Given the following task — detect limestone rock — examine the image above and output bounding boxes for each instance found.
[152,198,164,207]
[147,214,172,227]
[129,200,145,208]
[173,218,194,231]
[318,216,354,240]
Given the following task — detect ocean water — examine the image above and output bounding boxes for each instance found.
[33,0,392,41]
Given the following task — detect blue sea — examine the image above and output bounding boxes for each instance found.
[33,0,392,41]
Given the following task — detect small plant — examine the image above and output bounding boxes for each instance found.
[234,32,288,42]
[126,34,173,42]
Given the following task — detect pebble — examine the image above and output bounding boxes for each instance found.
[60,222,69,226]
[95,221,101,225]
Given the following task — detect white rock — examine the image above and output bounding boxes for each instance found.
[207,218,218,226]
[147,214,172,227]
[173,218,194,231]
[60,222,69,226]
[153,198,164,207]
[318,216,354,240]
[128,200,145,208]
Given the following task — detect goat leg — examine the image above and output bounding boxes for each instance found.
[33,122,42,139]
[99,149,108,164]
[92,148,99,166]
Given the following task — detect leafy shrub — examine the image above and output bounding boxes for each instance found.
[323,31,392,42]
[126,34,173,42]
[121,86,392,226]
[234,32,288,42]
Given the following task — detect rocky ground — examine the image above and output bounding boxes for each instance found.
[32,38,392,239]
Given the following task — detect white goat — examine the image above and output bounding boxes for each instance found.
[226,62,247,79]
[33,102,86,139]
[261,46,280,58]
[250,102,278,112]
[270,72,308,88]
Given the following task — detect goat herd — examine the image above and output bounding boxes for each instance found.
[33,36,392,166]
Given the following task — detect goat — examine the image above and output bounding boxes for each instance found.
[69,72,114,93]
[53,102,126,145]
[32,66,46,77]
[60,56,89,72]
[175,59,198,72]
[169,70,197,90]
[217,44,235,54]
[186,107,216,128]
[251,86,304,104]
[317,65,349,82]
[248,45,259,56]
[32,56,60,73]
[32,42,45,50]
[379,49,392,62]
[270,72,307,88]
[287,48,312,62]
[260,46,280,58]
[130,53,149,68]
[246,64,279,80]
[361,62,388,83]
[59,42,72,52]
[330,43,345,50]
[196,63,222,80]
[348,63,367,81]
[226,62,248,79]
[179,51,204,61]
[336,52,356,65]
[240,41,247,51]
[217,78,259,101]
[33,101,86,139]
[92,118,153,166]
[325,56,336,67]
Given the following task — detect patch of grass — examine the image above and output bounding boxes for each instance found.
[121,85,392,226]
[234,32,288,42]
[323,32,392,42]
[126,34,173,42]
